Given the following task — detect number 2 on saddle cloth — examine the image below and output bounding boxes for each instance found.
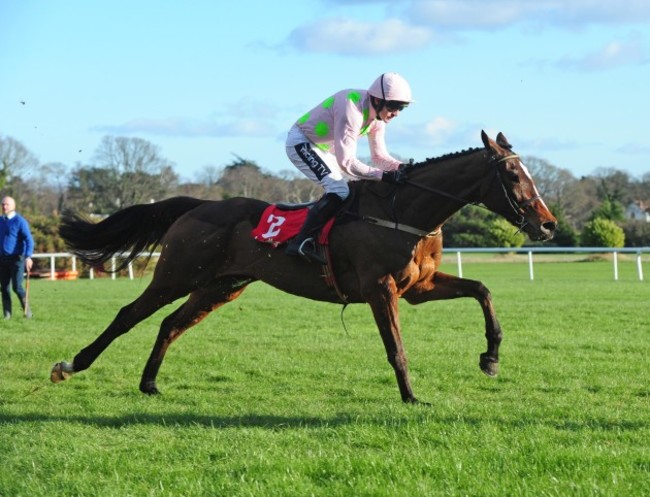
[251,205,335,248]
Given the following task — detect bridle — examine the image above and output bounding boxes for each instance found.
[402,153,541,232]
[490,154,541,231]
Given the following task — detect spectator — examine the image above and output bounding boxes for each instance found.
[0,196,34,319]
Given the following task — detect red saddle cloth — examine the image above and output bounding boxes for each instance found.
[251,205,335,247]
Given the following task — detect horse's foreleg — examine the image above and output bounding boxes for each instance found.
[51,286,181,384]
[365,276,420,404]
[403,271,502,377]
[140,280,251,394]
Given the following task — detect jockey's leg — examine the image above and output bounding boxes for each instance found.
[285,192,343,264]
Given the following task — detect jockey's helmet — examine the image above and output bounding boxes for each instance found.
[368,73,413,104]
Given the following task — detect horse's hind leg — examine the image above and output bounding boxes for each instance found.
[139,277,252,394]
[51,282,189,384]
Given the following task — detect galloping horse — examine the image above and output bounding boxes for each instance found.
[51,131,557,403]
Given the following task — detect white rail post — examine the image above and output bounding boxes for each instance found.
[128,262,134,280]
[456,251,463,278]
[49,255,56,280]
[613,251,619,281]
[637,251,644,281]
[111,257,116,280]
[528,251,534,281]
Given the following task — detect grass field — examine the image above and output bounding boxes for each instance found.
[1,260,648,496]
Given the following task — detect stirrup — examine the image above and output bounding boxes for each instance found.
[296,238,326,265]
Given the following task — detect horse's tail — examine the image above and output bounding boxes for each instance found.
[60,196,208,272]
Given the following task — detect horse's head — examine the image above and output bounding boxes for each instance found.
[479,130,557,241]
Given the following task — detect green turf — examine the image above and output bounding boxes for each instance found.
[1,260,648,496]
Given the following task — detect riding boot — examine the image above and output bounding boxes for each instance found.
[285,193,344,264]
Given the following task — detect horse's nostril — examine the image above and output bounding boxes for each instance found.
[543,221,557,233]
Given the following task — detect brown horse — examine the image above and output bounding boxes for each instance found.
[51,131,557,404]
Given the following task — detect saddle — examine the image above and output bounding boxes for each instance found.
[251,188,359,247]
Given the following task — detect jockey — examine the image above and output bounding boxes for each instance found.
[285,72,413,263]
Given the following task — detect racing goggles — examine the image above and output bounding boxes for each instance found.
[385,100,409,112]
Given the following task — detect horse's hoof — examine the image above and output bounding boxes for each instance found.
[140,381,161,395]
[50,361,74,383]
[403,396,431,406]
[479,354,499,377]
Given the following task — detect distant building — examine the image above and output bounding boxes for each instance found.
[626,201,650,222]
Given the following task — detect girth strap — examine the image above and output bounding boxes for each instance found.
[362,216,441,238]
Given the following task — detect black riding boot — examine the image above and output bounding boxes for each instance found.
[285,193,344,264]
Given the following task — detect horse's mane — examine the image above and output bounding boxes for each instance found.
[406,147,483,171]
[350,146,485,196]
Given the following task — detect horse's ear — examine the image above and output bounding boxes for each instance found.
[481,130,490,149]
[496,132,512,150]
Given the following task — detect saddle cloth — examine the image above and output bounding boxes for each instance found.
[251,205,335,247]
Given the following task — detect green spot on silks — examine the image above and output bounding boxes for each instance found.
[347,91,361,103]
[316,143,330,152]
[297,112,310,124]
[322,96,335,109]
[314,121,329,137]
[359,108,371,136]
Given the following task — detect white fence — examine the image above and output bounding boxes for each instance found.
[445,247,648,281]
[32,247,649,282]
[31,252,162,281]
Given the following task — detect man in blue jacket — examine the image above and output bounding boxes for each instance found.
[0,196,34,319]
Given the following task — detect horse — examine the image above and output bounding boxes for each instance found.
[51,131,557,404]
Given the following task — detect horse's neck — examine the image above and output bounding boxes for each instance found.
[374,150,488,231]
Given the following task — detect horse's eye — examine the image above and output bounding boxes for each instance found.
[506,169,520,183]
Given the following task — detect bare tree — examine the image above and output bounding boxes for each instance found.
[562,177,601,228]
[217,156,267,199]
[93,135,178,207]
[32,162,69,215]
[592,167,634,205]
[195,165,222,186]
[0,135,39,191]
[523,156,576,207]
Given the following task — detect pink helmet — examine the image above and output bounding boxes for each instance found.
[368,72,413,103]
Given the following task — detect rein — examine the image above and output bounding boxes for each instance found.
[401,153,540,233]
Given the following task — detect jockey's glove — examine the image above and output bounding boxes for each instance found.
[382,169,407,184]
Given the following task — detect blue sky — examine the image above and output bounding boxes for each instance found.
[2,0,650,182]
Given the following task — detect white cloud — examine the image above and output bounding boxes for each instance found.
[288,17,432,55]
[556,35,649,70]
[617,142,650,155]
[409,0,530,30]
[391,116,482,153]
[423,116,458,146]
[92,116,276,138]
